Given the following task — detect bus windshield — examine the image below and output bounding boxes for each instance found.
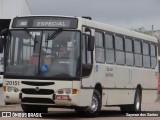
[5,30,80,79]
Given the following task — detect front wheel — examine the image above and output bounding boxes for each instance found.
[77,90,102,117]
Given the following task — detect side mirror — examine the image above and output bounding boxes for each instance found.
[1,28,9,36]
[85,27,95,51]
[85,28,91,34]
[0,37,4,53]
[0,28,9,53]
[88,36,95,51]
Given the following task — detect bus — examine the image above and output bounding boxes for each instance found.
[0,15,158,116]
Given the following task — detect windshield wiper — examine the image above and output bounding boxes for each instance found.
[24,28,38,51]
[47,28,63,41]
[24,28,38,43]
[45,28,63,50]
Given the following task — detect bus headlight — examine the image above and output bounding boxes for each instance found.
[7,86,19,92]
[57,89,78,94]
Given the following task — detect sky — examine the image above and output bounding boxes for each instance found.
[27,0,160,31]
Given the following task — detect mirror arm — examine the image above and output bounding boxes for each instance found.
[85,28,91,35]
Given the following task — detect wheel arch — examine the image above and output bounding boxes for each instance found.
[136,84,142,102]
[136,84,142,95]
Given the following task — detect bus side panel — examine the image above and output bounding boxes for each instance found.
[115,66,130,88]
[133,67,158,103]
[102,64,115,105]
[132,69,151,88]
[72,81,93,106]
[106,89,135,105]
[106,66,135,105]
[142,90,158,103]
[150,69,159,89]
[79,89,93,106]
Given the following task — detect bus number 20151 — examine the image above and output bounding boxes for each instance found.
[6,81,20,86]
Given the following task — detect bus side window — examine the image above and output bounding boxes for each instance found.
[115,36,125,65]
[150,44,157,68]
[105,34,115,64]
[82,35,93,77]
[134,40,142,67]
[95,32,105,63]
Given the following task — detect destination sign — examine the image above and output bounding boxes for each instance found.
[12,17,78,28]
[15,19,28,27]
[33,19,70,27]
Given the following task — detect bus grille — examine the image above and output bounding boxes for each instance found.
[21,81,55,86]
[21,88,54,95]
[21,97,55,104]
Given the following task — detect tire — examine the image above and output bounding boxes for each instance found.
[74,90,101,117]
[120,89,141,113]
[132,89,141,112]
[21,104,48,113]
[74,107,86,114]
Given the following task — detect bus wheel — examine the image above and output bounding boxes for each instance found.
[74,107,86,114]
[120,89,141,113]
[85,90,102,117]
[21,104,48,113]
[132,89,141,112]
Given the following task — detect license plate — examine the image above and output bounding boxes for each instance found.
[56,95,69,100]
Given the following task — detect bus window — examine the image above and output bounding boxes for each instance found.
[95,32,105,63]
[150,44,157,68]
[125,38,134,66]
[143,42,150,68]
[105,34,115,64]
[115,36,125,65]
[134,40,142,67]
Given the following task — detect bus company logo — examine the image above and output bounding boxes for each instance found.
[35,87,40,92]
[2,112,12,117]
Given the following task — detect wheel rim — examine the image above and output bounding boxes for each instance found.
[87,95,99,113]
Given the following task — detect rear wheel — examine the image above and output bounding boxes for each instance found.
[21,104,48,113]
[120,89,141,113]
[132,89,141,112]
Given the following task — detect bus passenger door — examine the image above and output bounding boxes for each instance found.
[81,34,94,85]
[80,32,95,106]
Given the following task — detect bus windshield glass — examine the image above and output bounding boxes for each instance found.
[5,30,80,79]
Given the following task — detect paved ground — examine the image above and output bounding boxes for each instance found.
[0,102,160,120]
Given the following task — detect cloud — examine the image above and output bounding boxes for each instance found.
[27,0,160,30]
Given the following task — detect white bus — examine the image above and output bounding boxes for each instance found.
[0,16,158,116]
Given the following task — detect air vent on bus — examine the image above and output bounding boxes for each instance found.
[82,16,92,20]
